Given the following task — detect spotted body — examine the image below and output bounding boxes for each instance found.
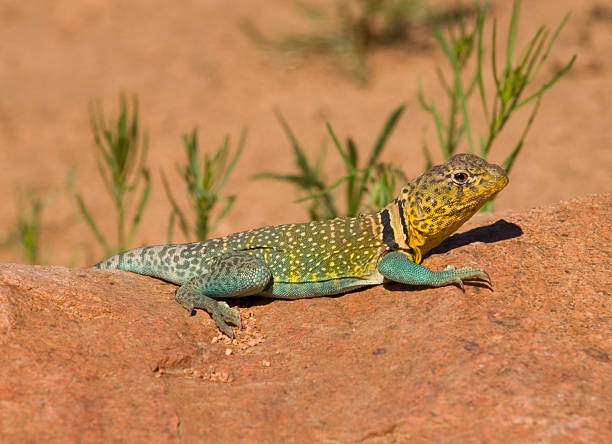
[95,154,509,337]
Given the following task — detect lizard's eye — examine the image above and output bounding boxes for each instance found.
[451,171,469,185]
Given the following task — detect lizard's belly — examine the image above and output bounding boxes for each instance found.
[261,272,384,300]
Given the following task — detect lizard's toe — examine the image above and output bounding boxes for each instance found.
[211,302,242,338]
[436,266,492,290]
[453,277,465,292]
[478,270,492,286]
[465,268,491,285]
[226,307,243,328]
[458,267,492,289]
[212,313,235,339]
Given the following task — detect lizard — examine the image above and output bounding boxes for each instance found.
[94,153,508,338]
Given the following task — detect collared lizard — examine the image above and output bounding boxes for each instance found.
[95,154,508,337]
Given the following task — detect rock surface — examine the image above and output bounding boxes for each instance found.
[1,194,610,442]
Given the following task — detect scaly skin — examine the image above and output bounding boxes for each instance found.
[95,154,509,337]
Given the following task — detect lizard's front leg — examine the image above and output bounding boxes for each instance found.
[176,252,272,338]
[377,251,491,290]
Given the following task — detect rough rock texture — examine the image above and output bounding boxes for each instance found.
[1,194,610,443]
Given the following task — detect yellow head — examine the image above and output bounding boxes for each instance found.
[391,154,508,263]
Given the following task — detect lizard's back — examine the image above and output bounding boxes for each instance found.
[94,212,387,287]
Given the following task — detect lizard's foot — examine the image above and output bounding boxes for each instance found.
[437,266,491,291]
[209,300,242,339]
[177,289,242,338]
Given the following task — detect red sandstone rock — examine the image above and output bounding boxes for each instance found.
[0,194,610,442]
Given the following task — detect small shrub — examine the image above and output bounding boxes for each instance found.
[162,128,246,241]
[76,93,151,255]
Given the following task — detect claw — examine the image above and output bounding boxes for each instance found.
[468,269,492,288]
[455,278,465,292]
[446,266,493,291]
[481,270,492,286]
[212,303,242,338]
[465,271,493,291]
[218,303,242,327]
[213,314,235,339]
[227,308,243,328]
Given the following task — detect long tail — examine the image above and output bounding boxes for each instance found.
[93,244,193,284]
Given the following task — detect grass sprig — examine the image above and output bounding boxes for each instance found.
[418,0,575,210]
[254,111,337,220]
[2,189,47,264]
[242,0,427,83]
[256,105,406,219]
[162,128,246,241]
[76,93,151,255]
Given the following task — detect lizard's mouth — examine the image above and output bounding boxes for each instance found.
[489,162,509,190]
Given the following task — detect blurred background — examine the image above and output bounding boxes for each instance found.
[0,0,610,266]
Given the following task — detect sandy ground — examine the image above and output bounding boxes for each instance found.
[0,0,610,266]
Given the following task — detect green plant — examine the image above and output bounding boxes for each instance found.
[256,105,406,219]
[418,0,575,209]
[242,0,426,83]
[76,93,151,255]
[2,189,47,264]
[162,128,246,241]
[255,112,336,221]
[365,162,408,210]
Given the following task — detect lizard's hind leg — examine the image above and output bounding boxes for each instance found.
[176,252,272,338]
